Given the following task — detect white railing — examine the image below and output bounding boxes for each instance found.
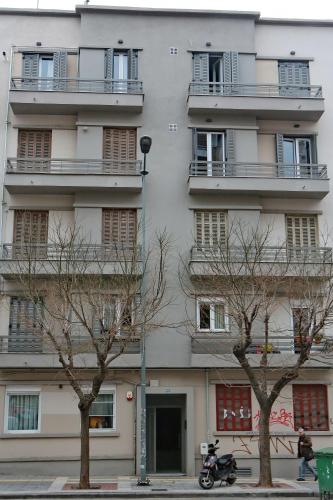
[7,158,142,175]
[189,161,328,180]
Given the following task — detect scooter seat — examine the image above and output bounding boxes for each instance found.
[220,454,233,460]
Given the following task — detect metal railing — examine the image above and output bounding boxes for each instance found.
[188,82,323,98]
[189,161,328,180]
[246,335,331,354]
[10,77,143,94]
[1,243,141,261]
[191,245,333,264]
[0,334,140,354]
[7,158,142,176]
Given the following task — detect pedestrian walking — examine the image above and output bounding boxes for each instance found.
[297,427,318,481]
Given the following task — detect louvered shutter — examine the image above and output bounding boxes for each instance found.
[9,297,42,353]
[279,61,310,96]
[276,133,284,163]
[128,49,138,80]
[13,210,48,258]
[195,211,227,247]
[103,128,136,173]
[22,53,39,89]
[192,53,209,94]
[226,129,236,163]
[286,215,318,249]
[53,51,67,90]
[103,209,137,247]
[192,128,198,163]
[230,52,239,83]
[17,130,51,171]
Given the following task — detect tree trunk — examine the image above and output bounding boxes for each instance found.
[258,405,273,487]
[79,406,90,489]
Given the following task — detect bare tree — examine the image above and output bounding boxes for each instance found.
[180,223,333,487]
[6,223,169,489]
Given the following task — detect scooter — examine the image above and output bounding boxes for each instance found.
[198,439,237,490]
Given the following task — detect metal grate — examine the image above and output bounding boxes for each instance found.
[236,468,252,477]
[169,47,178,55]
[168,124,178,132]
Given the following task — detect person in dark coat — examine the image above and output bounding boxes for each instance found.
[297,427,317,481]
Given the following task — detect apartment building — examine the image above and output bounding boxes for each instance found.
[0,5,331,479]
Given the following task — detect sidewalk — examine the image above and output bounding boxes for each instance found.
[0,476,321,498]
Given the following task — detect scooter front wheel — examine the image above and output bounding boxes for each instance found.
[198,473,214,489]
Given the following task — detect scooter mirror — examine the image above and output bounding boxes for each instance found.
[215,439,219,444]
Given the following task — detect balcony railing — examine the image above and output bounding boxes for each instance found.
[189,161,328,180]
[246,335,331,354]
[0,334,140,354]
[188,82,323,98]
[1,243,141,261]
[7,158,142,175]
[191,245,333,264]
[10,77,143,94]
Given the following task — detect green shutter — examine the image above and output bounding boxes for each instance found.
[192,52,209,81]
[22,53,39,78]
[105,49,114,80]
[276,134,284,163]
[231,51,239,83]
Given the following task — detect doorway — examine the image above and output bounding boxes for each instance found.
[146,394,186,474]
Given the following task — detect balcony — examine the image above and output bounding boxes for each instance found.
[189,245,332,277]
[188,161,329,199]
[187,83,324,120]
[5,158,143,194]
[0,335,140,368]
[9,77,144,114]
[191,334,332,367]
[0,243,142,278]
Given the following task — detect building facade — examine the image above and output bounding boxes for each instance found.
[0,5,331,478]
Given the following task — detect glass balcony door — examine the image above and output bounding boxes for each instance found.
[196,132,225,176]
[283,137,312,177]
[38,56,54,90]
[113,52,128,93]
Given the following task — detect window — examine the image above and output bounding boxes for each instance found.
[93,297,134,336]
[103,128,136,172]
[104,49,138,92]
[22,52,67,89]
[192,52,239,91]
[192,129,236,176]
[293,384,329,431]
[5,389,40,433]
[276,134,317,178]
[102,209,137,247]
[216,385,252,431]
[9,297,43,353]
[17,129,52,172]
[278,61,310,96]
[292,307,310,353]
[89,391,115,430]
[197,297,228,332]
[195,210,227,248]
[13,210,49,259]
[286,215,318,248]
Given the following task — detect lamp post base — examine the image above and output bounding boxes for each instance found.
[137,478,151,486]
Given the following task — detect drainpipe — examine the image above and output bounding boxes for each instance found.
[205,368,211,443]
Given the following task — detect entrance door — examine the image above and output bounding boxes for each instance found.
[146,394,185,474]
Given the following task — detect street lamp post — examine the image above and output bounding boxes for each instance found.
[137,136,152,486]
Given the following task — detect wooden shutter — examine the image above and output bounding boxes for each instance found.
[103,128,136,161]
[103,209,137,246]
[17,130,52,159]
[195,211,227,247]
[286,215,318,248]
[22,53,39,78]
[226,129,236,162]
[14,210,48,245]
[128,49,138,80]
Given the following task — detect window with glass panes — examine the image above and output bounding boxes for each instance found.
[197,298,227,332]
[216,385,252,431]
[293,384,329,431]
[6,392,40,432]
[89,393,115,430]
